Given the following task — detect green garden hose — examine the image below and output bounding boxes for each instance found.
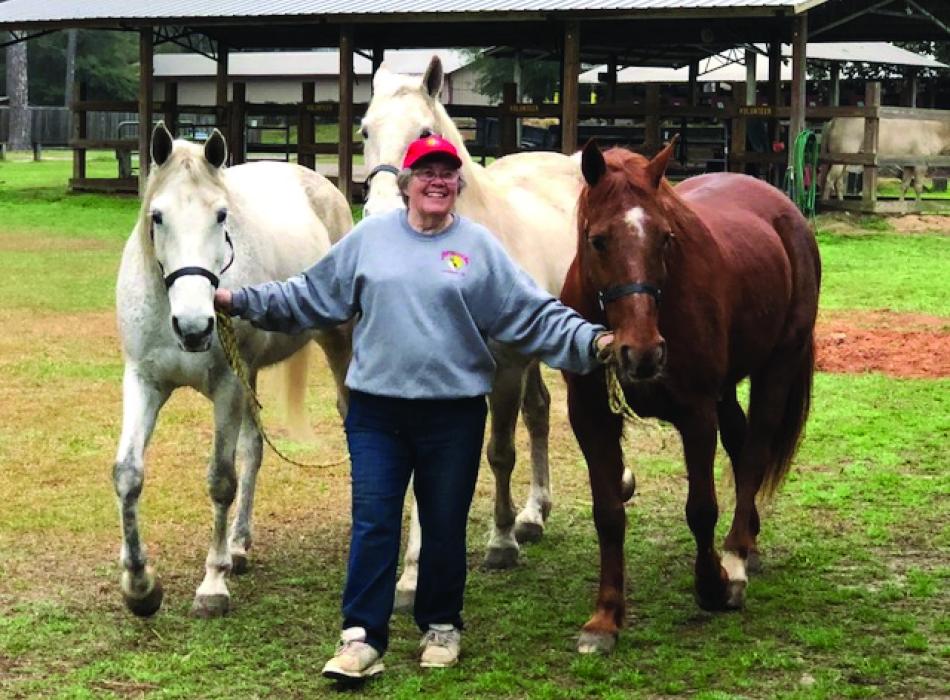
[784,129,819,218]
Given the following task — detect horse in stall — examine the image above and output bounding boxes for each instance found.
[361,56,635,608]
[561,140,820,653]
[114,123,352,617]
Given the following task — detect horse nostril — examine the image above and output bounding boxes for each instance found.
[172,316,182,337]
[655,340,667,367]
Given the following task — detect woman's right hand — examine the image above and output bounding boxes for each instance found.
[214,289,233,313]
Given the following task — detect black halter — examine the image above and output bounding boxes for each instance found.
[597,282,662,311]
[362,164,400,202]
[157,229,236,291]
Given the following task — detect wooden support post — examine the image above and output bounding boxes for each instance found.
[561,20,580,154]
[138,29,153,194]
[828,60,840,107]
[789,12,808,145]
[163,81,178,134]
[606,54,617,105]
[298,81,315,169]
[730,82,747,173]
[72,81,87,181]
[0,143,5,161]
[768,40,783,184]
[230,82,246,166]
[904,68,919,108]
[338,25,354,203]
[216,43,229,135]
[500,82,518,156]
[688,60,700,107]
[862,82,881,210]
[745,48,757,106]
[644,84,660,153]
[33,141,42,161]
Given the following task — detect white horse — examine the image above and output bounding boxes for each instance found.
[114,123,352,617]
[363,56,631,608]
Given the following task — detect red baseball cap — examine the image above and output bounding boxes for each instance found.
[402,135,462,169]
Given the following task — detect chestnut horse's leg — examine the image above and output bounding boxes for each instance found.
[514,361,552,543]
[567,372,626,654]
[717,385,761,574]
[677,401,732,611]
[723,343,812,608]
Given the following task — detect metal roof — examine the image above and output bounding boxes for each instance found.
[0,0,820,24]
[579,42,949,83]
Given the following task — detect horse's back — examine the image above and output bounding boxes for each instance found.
[676,172,819,346]
[225,162,352,279]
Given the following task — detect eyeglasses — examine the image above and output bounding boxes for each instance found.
[414,168,460,184]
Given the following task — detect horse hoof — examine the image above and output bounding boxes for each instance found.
[514,520,544,544]
[726,579,747,609]
[124,579,164,618]
[393,587,415,614]
[190,594,230,618]
[577,630,617,655]
[482,545,519,570]
[621,468,636,502]
[231,553,249,575]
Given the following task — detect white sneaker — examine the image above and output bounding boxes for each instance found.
[419,623,461,668]
[321,627,385,680]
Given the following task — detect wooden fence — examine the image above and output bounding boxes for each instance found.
[0,106,137,146]
[62,80,950,212]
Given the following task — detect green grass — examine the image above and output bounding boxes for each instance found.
[815,229,950,315]
[0,159,947,698]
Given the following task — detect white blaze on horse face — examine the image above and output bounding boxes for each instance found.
[624,206,648,241]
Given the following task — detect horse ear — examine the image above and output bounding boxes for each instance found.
[204,129,228,169]
[647,135,679,189]
[581,139,606,186]
[151,121,174,167]
[423,55,443,98]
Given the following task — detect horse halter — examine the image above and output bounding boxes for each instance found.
[597,282,662,311]
[362,164,400,202]
[153,226,236,291]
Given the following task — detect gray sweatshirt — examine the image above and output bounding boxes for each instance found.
[231,209,604,399]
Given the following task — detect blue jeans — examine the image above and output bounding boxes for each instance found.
[341,391,487,654]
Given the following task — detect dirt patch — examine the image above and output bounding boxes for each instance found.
[888,214,950,235]
[816,310,950,378]
[0,234,113,253]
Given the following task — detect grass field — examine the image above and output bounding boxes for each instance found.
[0,157,947,699]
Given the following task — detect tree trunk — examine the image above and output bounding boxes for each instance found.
[6,38,30,150]
[65,30,77,108]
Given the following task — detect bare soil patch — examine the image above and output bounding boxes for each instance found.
[816,310,950,378]
[889,214,950,235]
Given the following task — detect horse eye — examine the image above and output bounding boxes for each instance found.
[216,209,228,225]
[663,231,674,247]
[420,127,433,138]
[151,211,162,226]
[361,126,369,139]
[589,235,608,252]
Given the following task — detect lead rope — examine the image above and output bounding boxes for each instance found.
[216,311,348,469]
[604,362,665,443]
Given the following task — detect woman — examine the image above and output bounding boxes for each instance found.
[214,135,613,680]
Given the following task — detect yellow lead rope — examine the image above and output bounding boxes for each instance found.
[216,311,348,469]
[604,362,663,435]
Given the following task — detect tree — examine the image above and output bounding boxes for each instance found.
[5,35,31,149]
[65,29,77,106]
[462,48,561,104]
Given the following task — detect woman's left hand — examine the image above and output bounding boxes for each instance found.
[594,332,614,363]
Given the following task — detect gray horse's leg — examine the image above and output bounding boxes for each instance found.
[395,494,421,613]
[228,371,261,575]
[484,358,526,570]
[114,365,170,617]
[513,362,551,543]
[192,380,243,618]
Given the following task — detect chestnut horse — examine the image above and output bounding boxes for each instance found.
[561,141,820,654]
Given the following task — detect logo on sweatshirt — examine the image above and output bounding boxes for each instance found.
[441,250,469,275]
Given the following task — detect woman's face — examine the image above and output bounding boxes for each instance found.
[406,157,460,220]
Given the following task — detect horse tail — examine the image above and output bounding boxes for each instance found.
[761,333,815,498]
[279,346,313,441]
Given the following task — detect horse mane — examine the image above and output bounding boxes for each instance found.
[134,141,227,253]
